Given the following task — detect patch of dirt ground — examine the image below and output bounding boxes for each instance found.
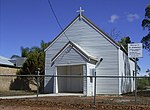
[0,96,150,110]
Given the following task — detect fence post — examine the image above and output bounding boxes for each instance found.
[135,59,137,104]
[94,71,96,105]
[93,58,103,106]
[36,68,40,101]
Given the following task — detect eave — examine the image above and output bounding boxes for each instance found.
[51,41,98,63]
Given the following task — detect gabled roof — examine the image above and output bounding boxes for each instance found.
[9,57,27,67]
[81,15,120,48]
[45,14,120,52]
[51,41,98,63]
[0,56,14,67]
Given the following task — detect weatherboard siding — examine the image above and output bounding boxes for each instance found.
[118,49,135,94]
[129,59,135,92]
[83,64,87,95]
[54,47,87,65]
[45,17,119,94]
[86,63,95,96]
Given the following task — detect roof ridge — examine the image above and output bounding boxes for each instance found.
[51,41,98,63]
[45,14,121,52]
[81,15,120,48]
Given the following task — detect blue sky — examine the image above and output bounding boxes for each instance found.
[0,0,150,75]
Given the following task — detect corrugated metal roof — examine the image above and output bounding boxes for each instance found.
[9,57,26,67]
[0,56,14,66]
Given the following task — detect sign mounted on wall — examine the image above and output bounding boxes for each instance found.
[128,43,143,58]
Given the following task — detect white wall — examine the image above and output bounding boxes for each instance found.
[119,49,135,94]
[129,59,135,92]
[86,63,95,96]
[45,16,119,94]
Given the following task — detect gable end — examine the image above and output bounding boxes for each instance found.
[45,14,120,52]
[81,15,120,48]
[51,41,98,64]
[45,15,80,52]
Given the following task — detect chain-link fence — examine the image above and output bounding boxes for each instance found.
[0,74,149,106]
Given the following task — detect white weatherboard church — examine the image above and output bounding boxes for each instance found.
[44,8,135,96]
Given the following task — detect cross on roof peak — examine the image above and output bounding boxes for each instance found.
[76,7,84,19]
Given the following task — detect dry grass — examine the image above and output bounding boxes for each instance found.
[0,90,35,96]
[0,90,149,110]
[0,95,149,110]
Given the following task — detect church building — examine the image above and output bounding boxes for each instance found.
[44,8,135,96]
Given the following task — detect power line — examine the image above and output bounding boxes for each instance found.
[47,0,70,41]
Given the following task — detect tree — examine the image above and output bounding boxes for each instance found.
[15,40,51,92]
[141,5,150,52]
[11,55,20,59]
[137,77,149,90]
[40,40,51,51]
[21,47,30,57]
[110,28,122,41]
[118,36,131,51]
[137,69,150,90]
[10,48,28,59]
